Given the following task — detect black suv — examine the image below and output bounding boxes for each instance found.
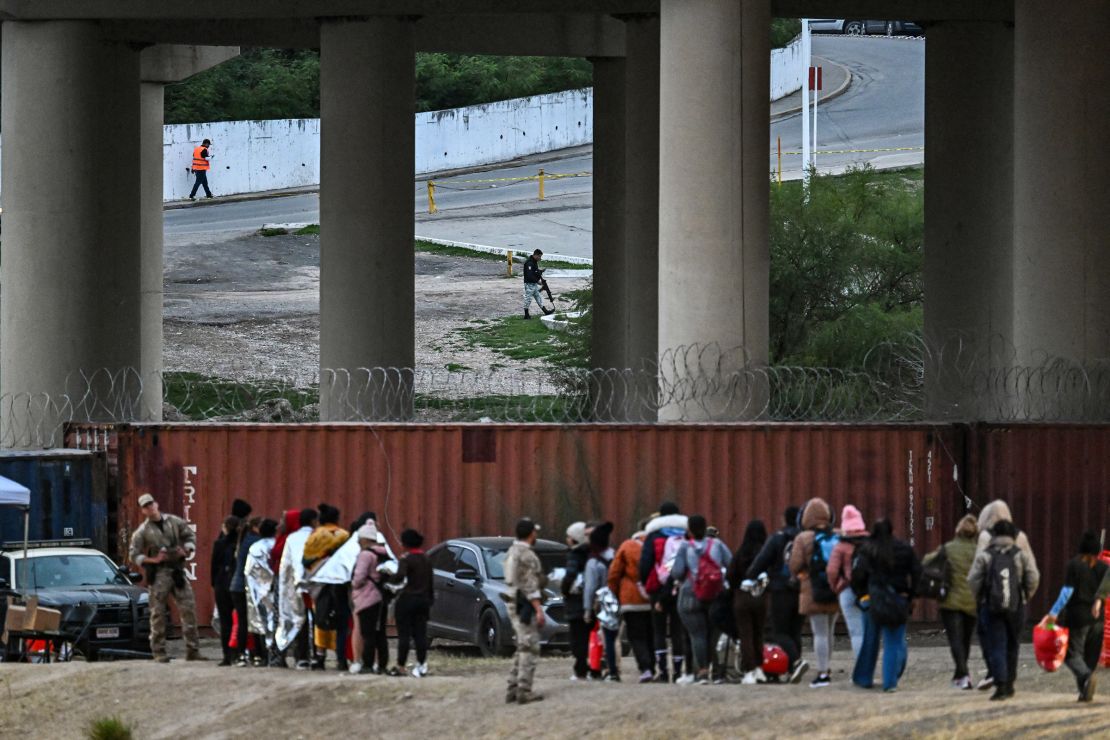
[0,540,151,661]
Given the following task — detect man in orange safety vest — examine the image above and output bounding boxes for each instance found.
[189,138,214,200]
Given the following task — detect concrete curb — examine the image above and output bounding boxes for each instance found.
[255,225,596,267]
[415,236,593,266]
[769,56,853,123]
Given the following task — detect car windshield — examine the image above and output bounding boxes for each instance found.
[482,547,565,580]
[15,553,127,589]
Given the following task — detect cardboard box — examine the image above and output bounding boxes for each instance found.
[25,606,61,632]
[3,596,62,638]
[3,603,27,643]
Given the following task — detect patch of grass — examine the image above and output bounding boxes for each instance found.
[415,240,506,262]
[415,394,584,422]
[87,716,133,740]
[444,363,471,372]
[537,258,591,270]
[276,232,590,268]
[458,315,560,362]
[163,371,317,419]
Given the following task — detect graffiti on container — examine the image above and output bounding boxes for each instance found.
[182,465,199,581]
[907,449,915,547]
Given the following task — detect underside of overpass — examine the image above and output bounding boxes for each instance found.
[0,0,1106,434]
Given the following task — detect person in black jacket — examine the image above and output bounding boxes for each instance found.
[392,528,435,678]
[522,249,552,319]
[850,519,922,692]
[745,505,806,683]
[1046,530,1108,702]
[210,515,241,666]
[563,521,592,679]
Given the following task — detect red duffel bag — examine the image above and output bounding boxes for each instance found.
[1033,616,1068,673]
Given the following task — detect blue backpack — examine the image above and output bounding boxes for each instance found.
[809,530,840,604]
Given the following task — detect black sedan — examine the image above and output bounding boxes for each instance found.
[426,537,569,657]
[0,542,150,661]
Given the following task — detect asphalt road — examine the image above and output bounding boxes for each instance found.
[166,35,924,259]
[772,35,924,176]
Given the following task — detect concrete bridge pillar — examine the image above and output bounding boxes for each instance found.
[657,0,770,420]
[1,21,144,445]
[1013,0,1110,363]
[589,56,629,417]
[923,21,1014,420]
[621,14,660,421]
[318,17,416,421]
[1012,0,1110,419]
[140,81,166,421]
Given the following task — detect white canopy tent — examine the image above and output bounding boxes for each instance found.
[0,475,32,582]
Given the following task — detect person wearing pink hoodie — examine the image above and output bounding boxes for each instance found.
[828,505,868,658]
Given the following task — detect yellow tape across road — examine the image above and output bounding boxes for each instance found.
[443,171,592,184]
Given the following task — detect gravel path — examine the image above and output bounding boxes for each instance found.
[2,640,1103,738]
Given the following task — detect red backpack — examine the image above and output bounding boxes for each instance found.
[645,534,685,594]
[693,538,724,602]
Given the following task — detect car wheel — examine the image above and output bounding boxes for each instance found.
[477,608,511,658]
[844,21,865,35]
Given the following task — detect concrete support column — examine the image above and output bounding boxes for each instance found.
[1013,1,1110,360]
[140,82,166,421]
[923,21,1013,420]
[621,15,660,421]
[1,22,143,446]
[657,0,770,421]
[589,56,628,417]
[319,17,416,421]
[1013,0,1110,419]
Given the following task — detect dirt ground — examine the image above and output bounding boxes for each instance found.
[2,637,1105,739]
[163,231,589,380]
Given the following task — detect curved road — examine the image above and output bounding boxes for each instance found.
[166,36,924,259]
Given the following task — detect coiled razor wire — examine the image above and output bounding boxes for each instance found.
[2,337,1109,448]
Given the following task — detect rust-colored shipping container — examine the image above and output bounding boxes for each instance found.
[966,424,1110,617]
[70,422,968,626]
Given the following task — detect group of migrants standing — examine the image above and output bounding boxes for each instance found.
[503,497,1107,704]
[130,494,437,677]
[127,490,1107,706]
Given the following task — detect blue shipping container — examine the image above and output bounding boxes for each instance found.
[0,449,108,553]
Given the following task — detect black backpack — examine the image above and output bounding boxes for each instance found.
[808,530,839,604]
[917,544,951,600]
[985,545,1023,614]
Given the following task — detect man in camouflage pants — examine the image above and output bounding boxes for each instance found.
[505,518,547,704]
[129,493,204,662]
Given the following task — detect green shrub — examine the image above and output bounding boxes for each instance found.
[87,716,133,740]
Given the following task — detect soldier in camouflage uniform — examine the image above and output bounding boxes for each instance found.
[129,493,204,662]
[505,518,547,704]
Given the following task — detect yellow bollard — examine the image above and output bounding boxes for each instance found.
[777,137,782,188]
[538,169,545,201]
[507,250,514,277]
[427,181,437,214]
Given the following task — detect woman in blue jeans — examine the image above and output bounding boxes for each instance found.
[850,519,921,692]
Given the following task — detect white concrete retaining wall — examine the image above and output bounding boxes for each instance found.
[162,89,594,201]
[415,89,592,174]
[163,118,321,201]
[771,36,804,101]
